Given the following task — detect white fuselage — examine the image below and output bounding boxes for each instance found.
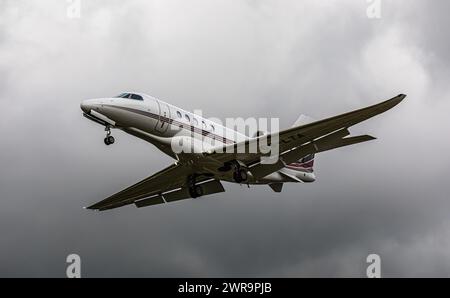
[80,92,316,184]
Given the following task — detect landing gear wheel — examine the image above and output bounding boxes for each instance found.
[233,168,248,183]
[104,136,115,145]
[104,126,115,145]
[189,185,203,198]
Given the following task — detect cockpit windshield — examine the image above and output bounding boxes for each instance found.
[114,93,143,100]
[115,93,130,98]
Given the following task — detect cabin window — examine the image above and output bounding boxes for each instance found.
[210,124,215,132]
[193,118,198,126]
[184,114,190,122]
[202,121,207,130]
[176,111,182,118]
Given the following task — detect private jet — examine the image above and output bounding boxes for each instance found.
[80,92,405,211]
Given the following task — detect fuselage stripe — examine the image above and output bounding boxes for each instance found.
[105,105,235,144]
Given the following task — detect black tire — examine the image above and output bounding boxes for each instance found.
[194,185,203,197]
[233,169,248,183]
[104,137,110,145]
[189,185,203,198]
[107,136,115,144]
[233,171,242,183]
[239,169,248,181]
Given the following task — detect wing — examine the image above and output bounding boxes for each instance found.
[86,163,224,211]
[203,94,406,177]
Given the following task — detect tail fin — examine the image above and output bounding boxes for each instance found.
[292,114,316,127]
[287,154,315,173]
[287,115,316,173]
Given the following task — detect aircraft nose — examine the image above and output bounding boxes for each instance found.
[80,99,95,113]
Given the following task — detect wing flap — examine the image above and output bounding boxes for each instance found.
[134,180,225,208]
[134,196,165,208]
[162,180,225,203]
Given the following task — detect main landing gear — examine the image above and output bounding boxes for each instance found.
[233,167,248,184]
[187,175,203,198]
[219,161,250,184]
[104,126,115,146]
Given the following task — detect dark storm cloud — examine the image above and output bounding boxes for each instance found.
[1,0,450,277]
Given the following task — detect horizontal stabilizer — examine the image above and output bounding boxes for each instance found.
[269,183,283,192]
[317,134,376,152]
[250,129,375,179]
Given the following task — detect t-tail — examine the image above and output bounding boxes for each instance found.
[286,154,315,173]
[287,114,316,173]
[276,114,318,184]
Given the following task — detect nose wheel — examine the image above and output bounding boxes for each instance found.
[104,136,115,145]
[104,126,115,146]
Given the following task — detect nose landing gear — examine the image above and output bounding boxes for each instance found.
[104,126,115,146]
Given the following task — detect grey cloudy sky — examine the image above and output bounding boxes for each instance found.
[0,0,449,277]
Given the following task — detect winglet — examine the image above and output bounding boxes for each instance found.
[83,206,99,212]
[394,94,407,105]
[380,93,406,114]
[381,93,406,110]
